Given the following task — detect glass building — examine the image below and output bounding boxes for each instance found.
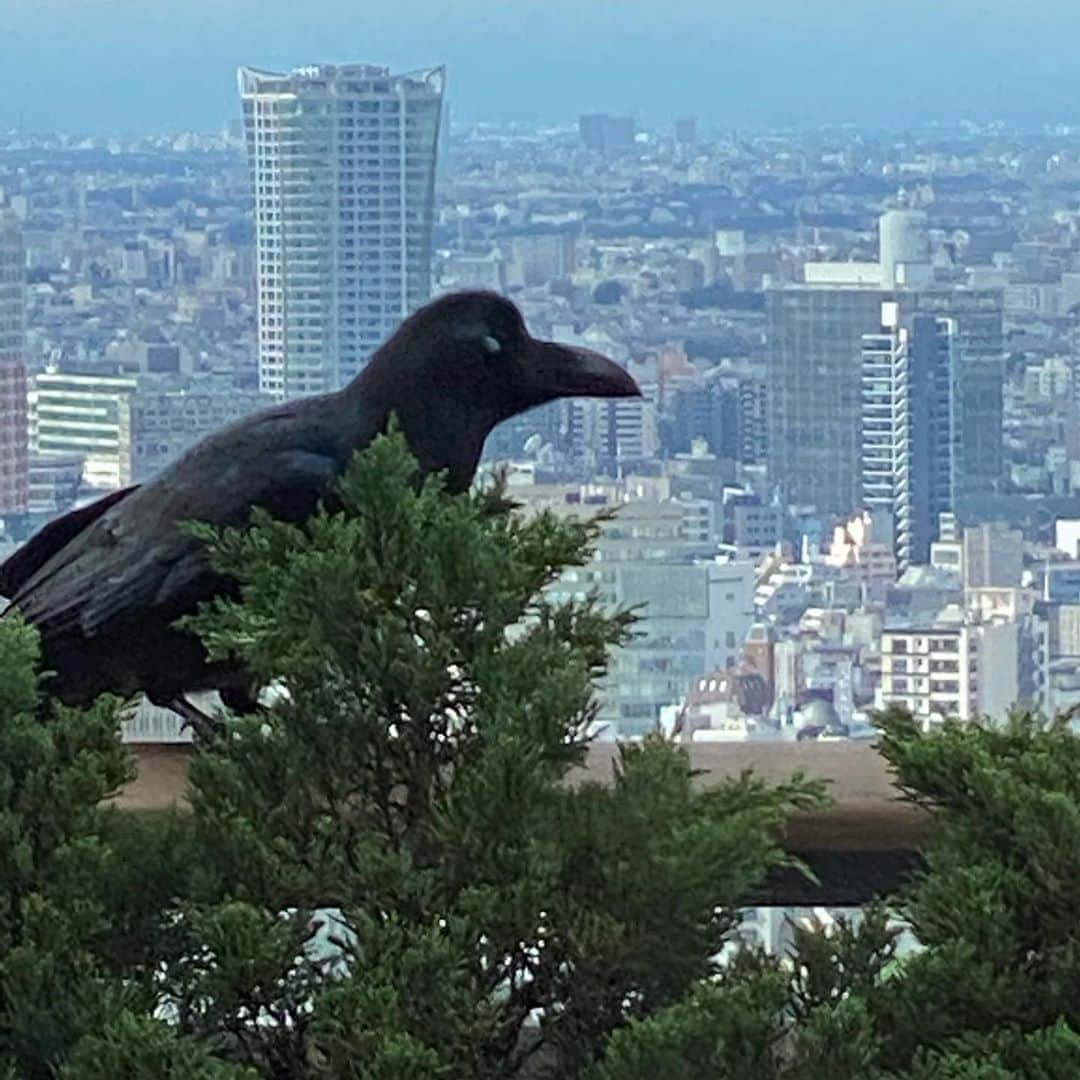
[767,284,1002,518]
[766,286,887,516]
[239,63,445,399]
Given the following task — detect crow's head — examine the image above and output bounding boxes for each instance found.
[380,291,641,421]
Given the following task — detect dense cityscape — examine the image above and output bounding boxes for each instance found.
[5,63,1080,768]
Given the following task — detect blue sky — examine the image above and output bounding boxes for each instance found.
[3,0,1080,134]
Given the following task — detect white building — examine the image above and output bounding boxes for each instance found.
[239,63,445,399]
[880,617,1019,726]
[879,209,931,288]
[861,305,912,568]
[32,370,137,490]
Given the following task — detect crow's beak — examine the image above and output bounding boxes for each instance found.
[526,339,642,401]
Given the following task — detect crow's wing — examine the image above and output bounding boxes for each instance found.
[11,447,340,640]
[0,486,139,600]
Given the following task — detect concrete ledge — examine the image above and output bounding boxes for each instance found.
[116,741,931,903]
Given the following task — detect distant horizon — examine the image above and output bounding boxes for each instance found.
[7,116,1080,142]
[7,1,1080,136]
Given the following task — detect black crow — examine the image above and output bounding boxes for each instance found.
[1,291,639,729]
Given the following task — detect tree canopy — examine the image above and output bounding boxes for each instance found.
[0,432,1078,1077]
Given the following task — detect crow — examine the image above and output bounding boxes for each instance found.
[1,291,639,732]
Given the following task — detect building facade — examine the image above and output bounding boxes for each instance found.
[129,383,273,482]
[32,370,137,490]
[880,625,977,723]
[963,522,1024,589]
[861,302,958,570]
[881,618,1019,726]
[912,288,1004,499]
[767,285,887,515]
[768,283,1001,517]
[0,209,28,519]
[31,370,270,491]
[239,63,445,399]
[767,209,1003,517]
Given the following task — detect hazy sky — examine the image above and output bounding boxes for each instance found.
[4,0,1080,134]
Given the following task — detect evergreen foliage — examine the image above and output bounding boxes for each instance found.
[2,432,1079,1076]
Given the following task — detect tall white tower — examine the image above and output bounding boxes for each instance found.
[239,63,445,400]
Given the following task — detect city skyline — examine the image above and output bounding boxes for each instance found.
[7,79,1080,737]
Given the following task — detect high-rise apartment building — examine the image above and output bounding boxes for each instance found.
[239,63,445,399]
[912,288,1004,498]
[861,302,958,570]
[0,209,28,518]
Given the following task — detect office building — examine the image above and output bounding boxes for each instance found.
[504,232,576,288]
[674,116,697,145]
[912,288,1004,498]
[32,370,137,490]
[768,210,1002,514]
[0,209,27,518]
[861,302,958,570]
[516,482,754,737]
[565,396,659,475]
[32,370,271,490]
[239,63,445,399]
[128,383,273,482]
[767,285,886,514]
[963,523,1023,589]
[26,453,83,521]
[663,377,739,459]
[578,114,635,154]
[726,494,784,560]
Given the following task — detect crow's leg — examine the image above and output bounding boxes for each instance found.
[167,695,225,742]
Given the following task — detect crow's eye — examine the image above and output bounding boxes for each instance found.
[481,334,502,356]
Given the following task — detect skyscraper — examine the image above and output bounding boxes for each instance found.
[0,209,28,519]
[766,286,886,514]
[911,288,1004,498]
[239,63,445,400]
[861,302,958,571]
[767,209,1002,515]
[860,304,911,566]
